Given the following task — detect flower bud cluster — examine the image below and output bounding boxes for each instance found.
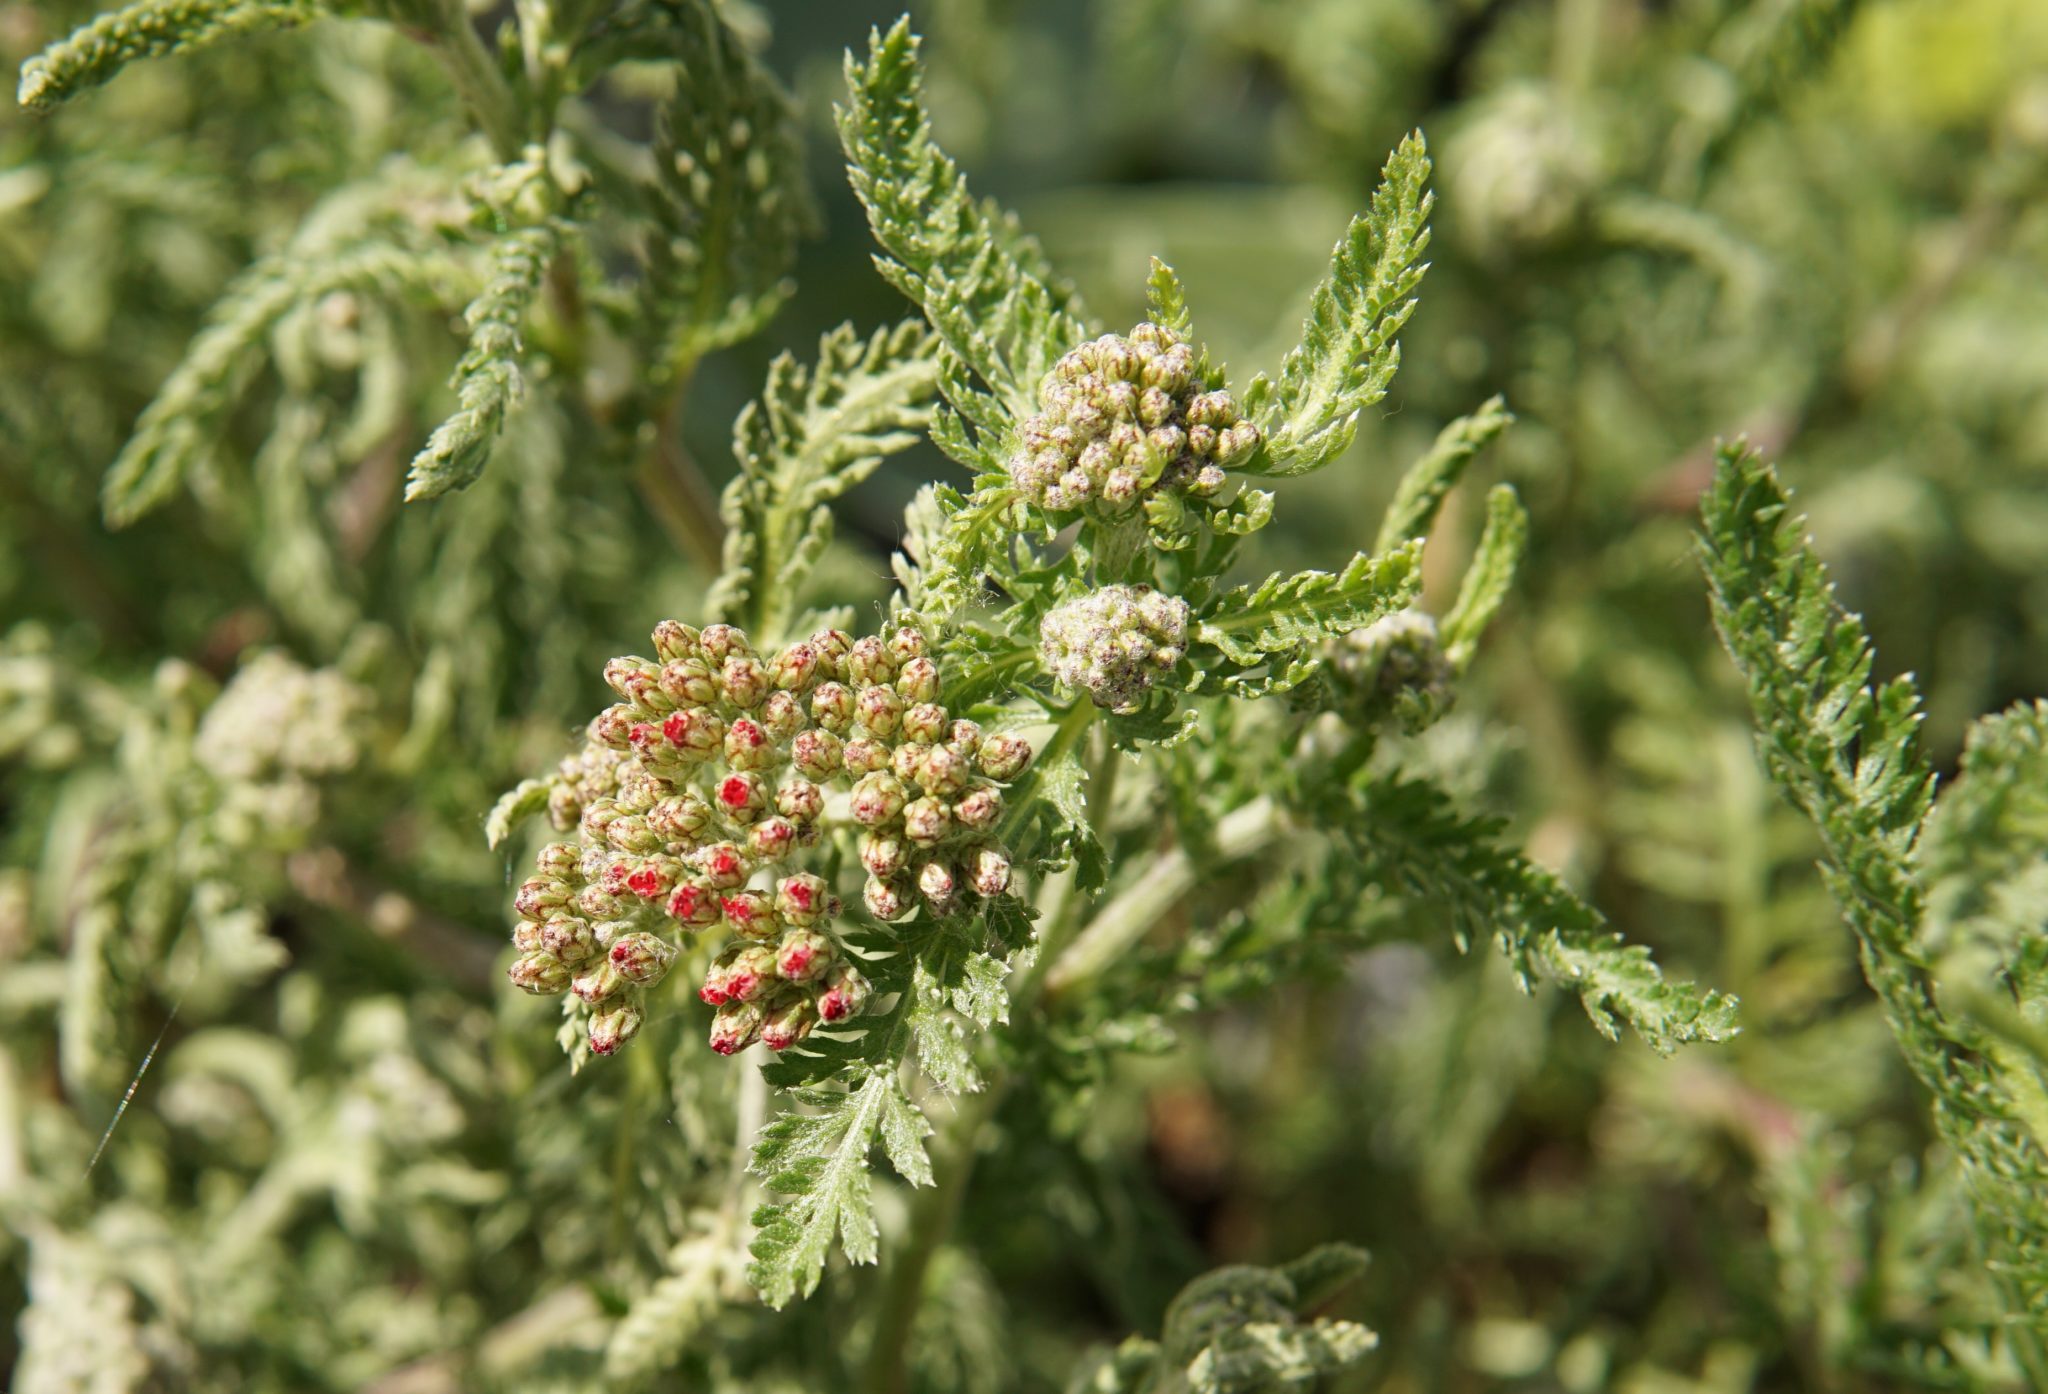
[1008,322,1260,526]
[1039,585,1191,715]
[194,651,373,783]
[505,621,1033,1058]
[1325,610,1455,733]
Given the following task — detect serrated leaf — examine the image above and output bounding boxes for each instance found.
[747,1070,898,1307]
[909,957,981,1093]
[19,0,320,111]
[1440,483,1527,670]
[951,951,1011,1029]
[1254,132,1432,476]
[1145,256,1192,339]
[1192,543,1421,696]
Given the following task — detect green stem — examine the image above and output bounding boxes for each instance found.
[425,0,524,160]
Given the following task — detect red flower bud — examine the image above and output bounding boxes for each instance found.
[609,931,677,984]
[663,707,724,759]
[710,999,767,1055]
[720,889,775,938]
[769,642,819,693]
[748,816,800,860]
[508,951,570,995]
[775,872,832,925]
[817,963,872,1023]
[697,842,749,889]
[722,716,774,771]
[776,929,832,982]
[762,995,820,1052]
[589,1000,645,1056]
[715,771,767,822]
[667,879,721,928]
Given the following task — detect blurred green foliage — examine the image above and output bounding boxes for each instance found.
[5,0,2048,1391]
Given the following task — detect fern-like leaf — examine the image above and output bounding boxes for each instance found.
[18,0,320,111]
[405,221,560,502]
[1700,442,2048,1374]
[1191,543,1423,696]
[1373,395,1511,554]
[838,19,1088,422]
[1440,483,1527,670]
[1250,132,1432,477]
[705,319,940,640]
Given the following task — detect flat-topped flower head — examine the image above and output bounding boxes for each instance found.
[1040,584,1192,714]
[1008,322,1260,524]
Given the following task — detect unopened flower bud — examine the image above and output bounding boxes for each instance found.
[902,796,951,846]
[808,628,853,679]
[722,716,774,771]
[896,657,940,704]
[576,883,623,920]
[769,642,819,692]
[954,784,1003,829]
[720,889,775,938]
[509,951,570,995]
[968,846,1012,898]
[810,682,855,732]
[698,623,751,665]
[513,919,544,954]
[719,656,769,709]
[607,814,661,856]
[547,783,583,831]
[667,879,722,929]
[714,771,768,823]
[589,1000,644,1055]
[662,708,723,759]
[610,931,678,984]
[540,915,597,964]
[761,993,819,1052]
[817,963,872,1023]
[593,704,636,748]
[659,658,717,707]
[917,859,958,907]
[702,942,777,1004]
[847,636,897,686]
[624,857,679,900]
[1040,584,1191,714]
[790,728,843,780]
[651,620,699,663]
[865,874,913,920]
[887,627,927,664]
[775,779,823,824]
[946,719,983,756]
[860,831,909,878]
[514,876,571,920]
[604,656,665,708]
[775,872,832,925]
[851,772,908,826]
[572,961,626,1004]
[650,791,712,841]
[759,691,805,742]
[856,684,904,737]
[843,738,890,774]
[697,842,749,889]
[917,746,971,796]
[710,999,766,1055]
[892,741,930,784]
[535,842,581,878]
[748,815,800,860]
[977,732,1033,781]
[903,701,948,744]
[775,928,832,982]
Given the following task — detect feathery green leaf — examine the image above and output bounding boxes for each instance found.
[19,0,320,112]
[1374,395,1512,554]
[1440,483,1527,670]
[1192,543,1422,696]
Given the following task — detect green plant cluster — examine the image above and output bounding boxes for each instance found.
[4,1,2048,1392]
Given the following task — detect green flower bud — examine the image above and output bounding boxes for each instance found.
[892,740,931,784]
[808,628,854,680]
[606,813,662,856]
[609,931,677,985]
[589,999,645,1056]
[761,993,819,1052]
[856,684,904,737]
[902,796,951,846]
[698,623,751,666]
[540,915,598,965]
[916,858,958,908]
[710,998,766,1055]
[650,791,712,842]
[718,656,770,709]
[659,657,718,707]
[790,728,843,780]
[748,815,801,861]
[864,874,913,920]
[847,636,897,687]
[902,701,948,745]
[810,681,856,733]
[917,746,971,797]
[775,779,823,825]
[896,657,941,704]
[759,690,806,742]
[954,784,1002,830]
[651,619,700,664]
[851,772,908,826]
[1039,584,1191,714]
[509,951,571,995]
[946,719,983,757]
[593,704,637,748]
[572,961,627,1005]
[844,737,891,775]
[535,841,582,878]
[514,876,572,920]
[769,641,820,693]
[860,831,909,878]
[775,928,833,982]
[967,846,1012,898]
[976,731,1033,781]
[603,655,666,708]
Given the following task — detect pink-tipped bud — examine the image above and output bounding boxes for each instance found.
[846,636,897,687]
[968,846,1012,898]
[697,842,749,889]
[843,737,890,774]
[627,721,664,753]
[512,919,544,954]
[817,963,872,1023]
[715,771,767,823]
[917,859,958,908]
[775,779,824,825]
[810,681,855,733]
[976,731,1033,781]
[860,831,909,878]
[698,623,751,665]
[855,684,904,737]
[540,915,597,965]
[719,656,769,710]
[954,785,1003,830]
[769,642,819,693]
[604,655,664,708]
[723,716,775,771]
[576,883,623,920]
[535,842,581,878]
[748,816,800,861]
[572,962,626,1005]
[650,792,712,842]
[851,773,909,826]
[917,746,972,797]
[609,931,678,984]
[658,657,717,707]
[508,951,570,995]
[624,858,678,900]
[776,929,833,983]
[864,874,912,920]
[776,872,831,926]
[946,719,984,757]
[651,619,699,663]
[887,627,928,664]
[762,995,820,1052]
[667,879,722,929]
[662,707,723,759]
[790,728,843,780]
[721,890,775,938]
[808,629,853,680]
[902,796,952,846]
[710,999,767,1055]
[896,657,941,705]
[589,1000,644,1056]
